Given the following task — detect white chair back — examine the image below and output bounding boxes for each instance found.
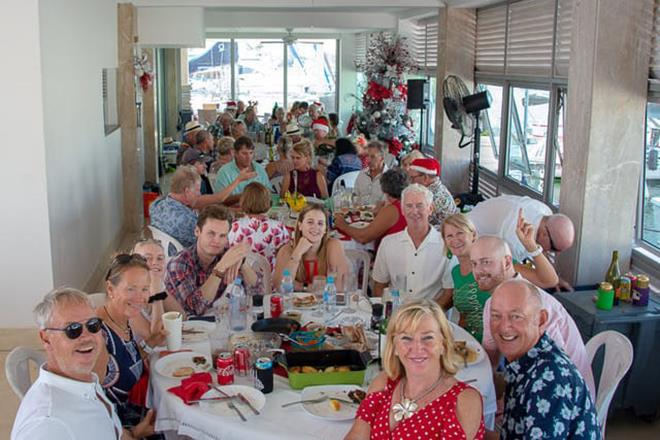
[332,170,361,194]
[246,252,273,295]
[6,346,45,399]
[585,330,633,436]
[148,225,184,261]
[88,292,107,308]
[344,249,371,296]
[271,175,284,194]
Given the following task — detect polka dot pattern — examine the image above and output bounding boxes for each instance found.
[356,378,485,439]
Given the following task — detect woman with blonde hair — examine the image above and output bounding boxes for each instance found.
[281,139,329,198]
[265,135,294,179]
[345,300,484,439]
[440,212,558,341]
[401,149,425,176]
[273,203,348,290]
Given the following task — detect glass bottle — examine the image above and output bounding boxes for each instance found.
[605,251,621,305]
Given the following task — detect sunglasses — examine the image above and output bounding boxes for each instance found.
[105,253,148,280]
[44,317,103,340]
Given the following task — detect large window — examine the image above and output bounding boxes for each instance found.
[478,84,503,175]
[506,87,550,194]
[187,38,337,117]
[642,102,660,251]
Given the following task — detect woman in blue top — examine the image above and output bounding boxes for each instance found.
[95,254,166,429]
[325,137,363,193]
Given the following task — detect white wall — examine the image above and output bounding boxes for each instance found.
[39,0,123,291]
[0,1,54,327]
[339,33,359,134]
[138,6,205,48]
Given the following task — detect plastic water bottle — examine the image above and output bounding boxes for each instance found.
[323,276,337,318]
[391,289,402,316]
[281,269,294,309]
[229,277,248,332]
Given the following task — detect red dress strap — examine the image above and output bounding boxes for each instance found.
[302,259,319,285]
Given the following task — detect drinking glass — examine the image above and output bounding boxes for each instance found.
[392,274,408,298]
[342,273,359,314]
[310,276,326,318]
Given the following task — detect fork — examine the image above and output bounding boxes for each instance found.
[281,395,355,408]
[228,400,247,421]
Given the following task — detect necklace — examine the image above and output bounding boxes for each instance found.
[391,375,444,422]
[103,305,130,336]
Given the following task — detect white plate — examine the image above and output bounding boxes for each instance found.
[348,221,369,229]
[153,351,211,379]
[198,385,266,418]
[453,340,485,367]
[182,320,215,343]
[300,385,363,421]
[292,292,320,309]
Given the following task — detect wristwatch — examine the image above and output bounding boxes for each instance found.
[528,245,544,257]
[138,339,154,354]
[148,291,168,303]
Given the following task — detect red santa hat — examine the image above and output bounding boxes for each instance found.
[225,101,237,110]
[410,158,441,176]
[312,118,329,134]
[313,101,324,110]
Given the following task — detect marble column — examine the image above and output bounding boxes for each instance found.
[436,8,477,195]
[141,48,158,183]
[163,48,181,139]
[118,3,144,232]
[558,0,653,285]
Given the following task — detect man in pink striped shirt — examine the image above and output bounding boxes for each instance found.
[471,235,596,399]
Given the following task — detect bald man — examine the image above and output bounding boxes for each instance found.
[490,279,599,439]
[468,195,575,262]
[470,236,595,398]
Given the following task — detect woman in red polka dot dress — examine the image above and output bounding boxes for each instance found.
[344,300,485,440]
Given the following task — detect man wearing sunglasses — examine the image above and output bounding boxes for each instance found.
[12,288,153,440]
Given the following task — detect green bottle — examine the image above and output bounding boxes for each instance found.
[605,251,621,305]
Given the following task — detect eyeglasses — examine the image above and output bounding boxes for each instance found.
[105,253,147,280]
[44,318,103,340]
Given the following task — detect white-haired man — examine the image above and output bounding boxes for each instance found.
[407,157,458,226]
[12,288,153,440]
[372,184,454,303]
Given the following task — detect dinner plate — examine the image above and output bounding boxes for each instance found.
[198,385,266,418]
[300,385,363,421]
[153,351,212,379]
[453,340,485,366]
[292,292,320,309]
[182,320,215,343]
[348,221,369,229]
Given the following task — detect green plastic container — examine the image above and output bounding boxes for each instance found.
[281,349,370,390]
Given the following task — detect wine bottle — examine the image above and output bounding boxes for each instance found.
[605,251,621,305]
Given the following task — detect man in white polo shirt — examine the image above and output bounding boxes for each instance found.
[372,183,454,303]
[12,288,153,440]
[353,140,388,206]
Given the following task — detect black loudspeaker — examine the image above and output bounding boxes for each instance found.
[407,79,427,110]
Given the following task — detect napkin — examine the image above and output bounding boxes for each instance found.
[167,372,213,404]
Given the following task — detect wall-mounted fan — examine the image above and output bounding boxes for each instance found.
[442,75,491,203]
[260,28,323,45]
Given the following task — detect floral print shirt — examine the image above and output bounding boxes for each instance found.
[149,195,198,248]
[228,215,290,269]
[427,179,458,227]
[502,334,600,440]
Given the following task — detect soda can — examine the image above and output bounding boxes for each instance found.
[270,294,283,319]
[618,276,632,302]
[233,346,251,376]
[254,357,274,394]
[216,352,234,385]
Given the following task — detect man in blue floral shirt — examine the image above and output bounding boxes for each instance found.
[489,279,600,439]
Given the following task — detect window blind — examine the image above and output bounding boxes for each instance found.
[506,0,555,77]
[554,0,574,77]
[476,5,507,74]
[421,16,439,72]
[354,33,367,68]
[649,0,660,87]
[400,16,438,74]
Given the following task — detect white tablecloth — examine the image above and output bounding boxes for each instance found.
[150,308,496,439]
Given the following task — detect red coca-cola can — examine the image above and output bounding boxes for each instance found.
[216,352,234,385]
[270,294,283,318]
[233,346,251,376]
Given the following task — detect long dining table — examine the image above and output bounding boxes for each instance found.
[149,301,496,439]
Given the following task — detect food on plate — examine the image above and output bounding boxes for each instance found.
[192,356,208,366]
[293,294,317,308]
[336,366,351,373]
[289,366,302,373]
[329,399,341,411]
[289,365,356,374]
[454,341,479,363]
[302,366,318,374]
[348,389,367,404]
[324,366,336,373]
[173,366,194,377]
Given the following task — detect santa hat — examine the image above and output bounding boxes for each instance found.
[312,118,329,134]
[225,101,237,110]
[410,158,440,176]
[313,101,324,110]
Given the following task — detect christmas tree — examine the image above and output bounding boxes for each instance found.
[349,33,418,158]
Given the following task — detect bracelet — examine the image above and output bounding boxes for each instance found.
[138,339,154,354]
[148,291,168,303]
[528,245,544,258]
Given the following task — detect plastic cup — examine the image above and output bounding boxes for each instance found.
[162,312,183,350]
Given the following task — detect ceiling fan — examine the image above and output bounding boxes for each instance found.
[260,28,323,45]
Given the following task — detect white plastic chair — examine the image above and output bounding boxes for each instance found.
[87,292,107,308]
[245,252,273,295]
[148,225,184,261]
[332,170,361,194]
[345,249,371,296]
[270,175,284,194]
[6,346,45,399]
[585,330,633,436]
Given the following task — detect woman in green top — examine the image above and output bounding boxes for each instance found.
[441,212,559,342]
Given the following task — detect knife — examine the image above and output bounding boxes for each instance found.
[228,400,247,421]
[238,392,260,415]
[188,396,232,404]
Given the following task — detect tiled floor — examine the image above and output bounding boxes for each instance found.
[1,325,658,438]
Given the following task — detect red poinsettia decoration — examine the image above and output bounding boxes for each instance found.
[139,72,153,92]
[366,81,393,101]
[388,138,404,156]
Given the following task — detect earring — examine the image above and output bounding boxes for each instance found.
[446,250,453,259]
